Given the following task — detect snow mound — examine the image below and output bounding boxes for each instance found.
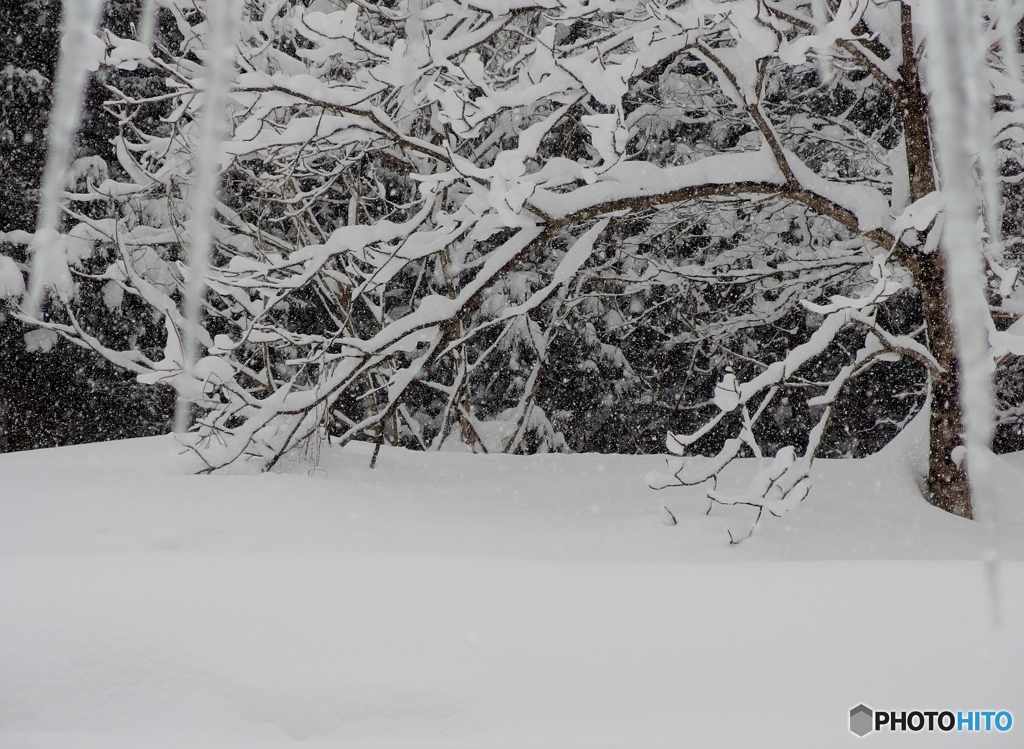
[1,435,1022,748]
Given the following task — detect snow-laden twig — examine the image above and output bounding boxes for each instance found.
[651,254,920,542]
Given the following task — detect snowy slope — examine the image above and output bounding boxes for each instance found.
[1,421,1023,748]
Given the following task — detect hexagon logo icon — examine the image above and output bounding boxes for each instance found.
[850,704,874,737]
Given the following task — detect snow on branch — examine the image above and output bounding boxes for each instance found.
[649,254,927,542]
[15,0,1020,489]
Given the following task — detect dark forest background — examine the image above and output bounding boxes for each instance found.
[0,0,173,452]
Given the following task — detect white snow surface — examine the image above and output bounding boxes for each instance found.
[1,419,1023,748]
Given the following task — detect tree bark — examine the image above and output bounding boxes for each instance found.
[898,4,972,518]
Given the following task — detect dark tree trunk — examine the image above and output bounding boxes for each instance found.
[897,4,972,518]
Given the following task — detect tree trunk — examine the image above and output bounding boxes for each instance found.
[914,252,972,518]
[898,3,973,518]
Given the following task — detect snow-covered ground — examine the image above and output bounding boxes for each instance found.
[1,416,1022,747]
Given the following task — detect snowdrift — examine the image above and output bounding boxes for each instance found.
[1,428,1022,748]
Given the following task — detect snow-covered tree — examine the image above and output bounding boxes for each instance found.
[14,0,1024,523]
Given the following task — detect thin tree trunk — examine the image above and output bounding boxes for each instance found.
[898,4,972,518]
